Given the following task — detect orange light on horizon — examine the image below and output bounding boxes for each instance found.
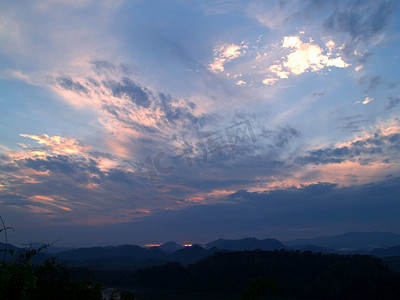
[144,244,162,247]
[184,244,193,247]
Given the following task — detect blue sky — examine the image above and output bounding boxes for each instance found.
[0,0,399,246]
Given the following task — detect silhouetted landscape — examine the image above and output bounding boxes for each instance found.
[2,1,400,299]
[2,232,400,299]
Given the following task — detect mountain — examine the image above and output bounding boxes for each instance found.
[0,242,49,263]
[0,242,22,262]
[206,237,285,251]
[55,243,225,266]
[156,241,183,253]
[168,245,224,264]
[0,241,20,253]
[371,245,400,257]
[284,232,400,251]
[287,244,338,254]
[56,244,165,262]
[20,242,75,254]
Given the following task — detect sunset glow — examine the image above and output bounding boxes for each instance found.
[0,0,399,247]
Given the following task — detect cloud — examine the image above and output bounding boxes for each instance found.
[0,0,122,72]
[1,0,399,246]
[355,96,374,105]
[209,43,247,73]
[268,64,289,79]
[201,0,243,15]
[262,35,349,85]
[282,36,349,75]
[208,34,350,87]
[56,76,89,95]
[323,0,398,45]
[50,177,400,245]
[0,143,157,226]
[49,60,218,161]
[262,77,279,86]
[295,126,400,166]
[385,96,400,112]
[247,0,302,30]
[337,114,369,132]
[0,111,309,230]
[265,126,301,148]
[104,77,152,108]
[19,134,90,156]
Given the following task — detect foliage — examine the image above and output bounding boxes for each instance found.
[242,276,278,300]
[134,249,400,299]
[0,245,104,300]
[0,216,107,300]
[109,289,137,300]
[0,254,37,300]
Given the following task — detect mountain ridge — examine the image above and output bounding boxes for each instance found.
[3,231,400,266]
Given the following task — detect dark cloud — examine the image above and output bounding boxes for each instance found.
[48,177,400,245]
[323,0,398,44]
[258,125,300,149]
[100,103,121,118]
[104,77,151,108]
[106,168,136,185]
[385,96,400,112]
[158,93,200,127]
[295,130,399,165]
[388,81,399,89]
[338,114,363,121]
[51,61,218,146]
[23,155,76,174]
[359,75,383,91]
[18,154,145,189]
[90,60,116,74]
[337,114,369,132]
[312,91,327,97]
[274,126,301,148]
[368,75,383,91]
[56,76,88,94]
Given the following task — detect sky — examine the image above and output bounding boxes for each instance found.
[0,0,399,247]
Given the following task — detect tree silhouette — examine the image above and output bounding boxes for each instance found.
[242,276,278,300]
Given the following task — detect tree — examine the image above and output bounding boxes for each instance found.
[242,276,278,300]
[0,215,105,300]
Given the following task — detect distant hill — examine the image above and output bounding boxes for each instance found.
[287,244,338,254]
[0,242,21,262]
[20,242,74,254]
[55,243,225,266]
[284,232,400,250]
[56,244,166,262]
[0,242,49,263]
[168,245,224,264]
[371,245,400,257]
[206,237,285,251]
[3,232,400,272]
[156,241,183,253]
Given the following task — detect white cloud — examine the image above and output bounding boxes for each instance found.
[355,96,374,105]
[262,77,279,86]
[209,43,247,73]
[269,64,289,79]
[263,35,350,85]
[19,134,90,155]
[282,36,350,74]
